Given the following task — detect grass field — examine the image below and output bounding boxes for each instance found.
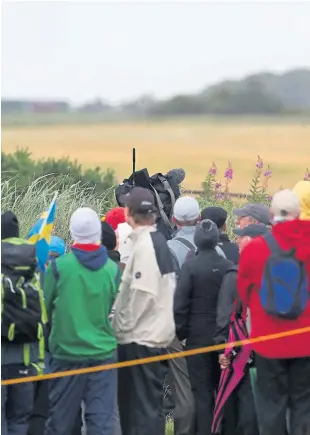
[2,117,309,192]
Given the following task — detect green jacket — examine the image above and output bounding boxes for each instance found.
[44,246,120,361]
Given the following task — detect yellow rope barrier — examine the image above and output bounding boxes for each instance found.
[2,326,310,386]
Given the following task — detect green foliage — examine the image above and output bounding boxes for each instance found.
[1,176,116,244]
[1,148,117,194]
[1,154,307,243]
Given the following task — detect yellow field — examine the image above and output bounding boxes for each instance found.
[2,120,309,192]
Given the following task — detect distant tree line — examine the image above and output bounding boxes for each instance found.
[1,149,116,192]
[2,68,310,119]
[132,69,310,117]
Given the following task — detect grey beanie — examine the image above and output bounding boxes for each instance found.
[70,207,102,244]
[194,219,219,250]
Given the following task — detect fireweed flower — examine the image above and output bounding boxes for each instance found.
[264,166,272,178]
[209,162,217,176]
[256,155,264,169]
[224,161,233,181]
[215,182,222,190]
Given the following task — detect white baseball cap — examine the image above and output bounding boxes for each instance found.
[173,196,200,222]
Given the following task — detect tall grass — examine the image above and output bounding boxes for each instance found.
[1,172,277,245]
[0,175,251,241]
[1,176,116,242]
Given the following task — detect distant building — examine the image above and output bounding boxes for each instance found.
[1,100,70,114]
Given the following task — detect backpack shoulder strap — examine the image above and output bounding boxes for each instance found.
[157,174,176,221]
[263,232,281,253]
[50,258,60,281]
[174,236,196,252]
[151,186,175,230]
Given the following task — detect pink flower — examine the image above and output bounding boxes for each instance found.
[209,162,217,176]
[215,182,222,190]
[256,155,264,170]
[224,161,233,180]
[304,168,310,181]
[264,166,272,178]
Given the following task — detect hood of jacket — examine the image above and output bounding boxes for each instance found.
[293,181,310,220]
[71,245,108,270]
[194,219,219,250]
[1,211,19,239]
[272,219,310,261]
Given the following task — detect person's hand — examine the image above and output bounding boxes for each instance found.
[219,354,231,369]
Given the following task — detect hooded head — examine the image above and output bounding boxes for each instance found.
[1,211,19,240]
[49,236,66,259]
[101,221,117,251]
[70,207,102,244]
[194,219,219,250]
[293,181,310,220]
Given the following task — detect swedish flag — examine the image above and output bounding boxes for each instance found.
[27,193,57,272]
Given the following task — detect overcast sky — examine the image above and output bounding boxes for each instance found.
[2,1,310,104]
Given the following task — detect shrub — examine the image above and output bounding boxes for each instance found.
[1,153,308,242]
[1,148,117,193]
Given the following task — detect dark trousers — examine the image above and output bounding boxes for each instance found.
[186,351,220,435]
[44,357,117,435]
[167,337,195,435]
[118,343,168,435]
[222,371,259,435]
[28,381,49,435]
[27,380,82,435]
[1,364,35,435]
[256,354,310,435]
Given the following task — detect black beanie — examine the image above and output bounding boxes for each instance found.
[101,221,117,251]
[201,207,227,229]
[194,219,219,250]
[1,211,19,240]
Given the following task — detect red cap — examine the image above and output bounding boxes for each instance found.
[103,207,126,231]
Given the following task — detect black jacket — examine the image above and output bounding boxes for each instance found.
[218,233,239,264]
[174,248,233,347]
[107,249,121,263]
[213,266,239,349]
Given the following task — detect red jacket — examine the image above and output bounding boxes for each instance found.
[237,219,310,359]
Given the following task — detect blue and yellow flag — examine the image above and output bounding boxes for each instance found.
[27,193,57,272]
